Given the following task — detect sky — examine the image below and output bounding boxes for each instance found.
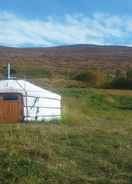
[0,0,132,47]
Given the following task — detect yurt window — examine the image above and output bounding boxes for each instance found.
[3,94,18,101]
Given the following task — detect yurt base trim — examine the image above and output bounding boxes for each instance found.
[26,106,60,109]
[24,115,61,122]
[23,95,60,101]
[24,115,61,118]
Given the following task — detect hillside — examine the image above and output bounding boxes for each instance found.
[0,45,132,76]
[1,45,132,183]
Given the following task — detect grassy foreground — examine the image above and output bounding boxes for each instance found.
[1,88,132,183]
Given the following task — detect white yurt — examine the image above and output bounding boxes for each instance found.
[0,65,61,123]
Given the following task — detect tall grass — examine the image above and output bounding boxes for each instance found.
[0,88,132,183]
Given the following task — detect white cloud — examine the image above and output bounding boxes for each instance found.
[0,11,132,47]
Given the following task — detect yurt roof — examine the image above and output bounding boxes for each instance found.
[0,80,60,99]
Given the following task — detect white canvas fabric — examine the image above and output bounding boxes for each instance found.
[0,80,61,121]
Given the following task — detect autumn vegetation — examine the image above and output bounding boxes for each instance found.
[1,45,132,183]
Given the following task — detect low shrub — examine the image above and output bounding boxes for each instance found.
[70,70,105,87]
[110,78,132,89]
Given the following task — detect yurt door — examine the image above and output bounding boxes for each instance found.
[0,93,23,123]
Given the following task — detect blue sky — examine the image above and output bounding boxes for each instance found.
[0,0,132,47]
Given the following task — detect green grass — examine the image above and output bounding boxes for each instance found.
[1,88,132,183]
[61,88,132,124]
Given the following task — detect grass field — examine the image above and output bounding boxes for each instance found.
[1,88,132,183]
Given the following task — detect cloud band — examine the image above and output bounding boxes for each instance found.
[0,12,131,47]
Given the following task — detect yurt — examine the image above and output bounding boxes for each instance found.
[0,65,61,123]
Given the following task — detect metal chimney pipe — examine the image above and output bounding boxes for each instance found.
[8,63,11,80]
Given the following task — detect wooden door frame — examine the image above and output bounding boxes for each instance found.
[0,92,24,123]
